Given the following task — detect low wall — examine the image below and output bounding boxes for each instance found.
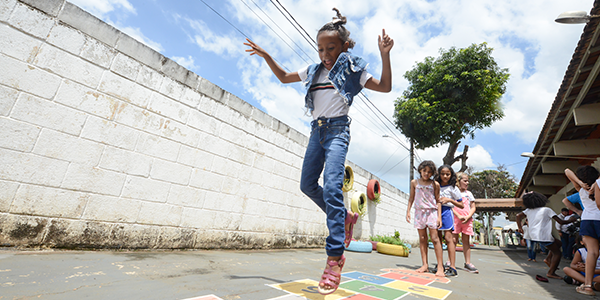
[0,0,416,249]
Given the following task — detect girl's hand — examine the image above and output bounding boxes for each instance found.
[378,29,394,54]
[437,219,442,229]
[244,39,269,58]
[406,213,411,223]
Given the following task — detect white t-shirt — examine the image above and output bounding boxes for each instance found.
[523,207,556,242]
[439,185,462,208]
[555,213,577,232]
[578,248,600,269]
[522,224,531,240]
[580,187,600,221]
[298,66,372,119]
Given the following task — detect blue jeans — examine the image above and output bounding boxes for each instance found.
[526,239,537,260]
[300,116,350,257]
[561,232,575,259]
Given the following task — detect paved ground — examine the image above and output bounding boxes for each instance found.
[0,244,594,299]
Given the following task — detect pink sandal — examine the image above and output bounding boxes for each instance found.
[344,210,359,247]
[318,255,345,295]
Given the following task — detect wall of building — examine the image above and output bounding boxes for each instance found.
[0,0,416,249]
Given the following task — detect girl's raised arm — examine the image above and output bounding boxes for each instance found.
[364,29,393,93]
[244,39,301,84]
[565,168,588,191]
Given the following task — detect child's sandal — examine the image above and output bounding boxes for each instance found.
[344,211,358,248]
[576,284,596,296]
[318,255,346,295]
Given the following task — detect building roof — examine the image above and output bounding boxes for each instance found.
[473,198,524,213]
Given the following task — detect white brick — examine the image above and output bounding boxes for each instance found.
[11,93,86,135]
[198,133,230,157]
[187,109,221,135]
[180,87,202,108]
[113,103,163,136]
[227,144,255,166]
[0,148,69,187]
[213,211,242,230]
[62,163,126,196]
[147,92,189,124]
[203,192,243,213]
[46,23,86,55]
[0,180,19,212]
[189,168,224,191]
[82,194,141,223]
[55,79,124,119]
[135,133,180,161]
[80,38,117,69]
[136,65,163,90]
[221,177,241,196]
[198,95,218,116]
[231,113,256,136]
[11,184,88,218]
[98,71,152,108]
[8,3,54,39]
[33,129,104,165]
[34,44,104,88]
[158,76,184,100]
[211,156,243,179]
[0,85,19,116]
[0,117,40,152]
[167,184,205,208]
[161,121,201,148]
[180,208,215,229]
[110,53,142,81]
[81,116,140,150]
[150,158,192,185]
[177,145,214,170]
[122,176,170,202]
[0,54,61,99]
[0,23,41,63]
[137,202,182,226]
[253,153,275,173]
[239,167,269,185]
[0,0,16,22]
[213,103,234,124]
[98,146,152,176]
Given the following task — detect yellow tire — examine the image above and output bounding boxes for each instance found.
[351,192,367,217]
[342,165,354,192]
[376,242,408,257]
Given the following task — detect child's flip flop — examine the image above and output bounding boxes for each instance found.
[535,275,548,282]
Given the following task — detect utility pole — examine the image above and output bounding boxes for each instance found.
[409,139,414,185]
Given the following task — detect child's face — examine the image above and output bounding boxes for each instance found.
[317,31,349,70]
[420,166,434,180]
[439,168,452,185]
[458,176,469,190]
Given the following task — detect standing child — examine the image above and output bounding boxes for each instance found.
[452,172,478,273]
[522,219,537,262]
[565,166,600,295]
[406,160,444,277]
[435,165,464,276]
[245,8,393,295]
[516,192,574,280]
[563,234,600,291]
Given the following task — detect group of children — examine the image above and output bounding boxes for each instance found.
[516,165,600,296]
[405,161,478,277]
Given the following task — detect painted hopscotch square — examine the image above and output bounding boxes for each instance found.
[384,280,451,300]
[180,295,224,300]
[379,272,433,285]
[343,294,385,299]
[340,280,407,300]
[270,279,356,300]
[342,271,395,285]
[381,269,450,284]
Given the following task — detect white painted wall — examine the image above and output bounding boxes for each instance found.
[0,0,417,249]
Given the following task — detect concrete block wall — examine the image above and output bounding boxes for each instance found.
[0,0,417,249]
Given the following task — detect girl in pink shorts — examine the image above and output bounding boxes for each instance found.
[406,160,444,277]
[453,172,478,273]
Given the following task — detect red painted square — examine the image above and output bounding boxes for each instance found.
[344,293,383,299]
[379,272,433,285]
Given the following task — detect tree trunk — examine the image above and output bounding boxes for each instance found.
[442,136,469,171]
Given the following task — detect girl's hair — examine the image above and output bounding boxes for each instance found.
[573,234,584,251]
[455,172,468,187]
[522,191,549,209]
[576,165,599,200]
[317,8,356,49]
[417,160,436,178]
[435,165,457,186]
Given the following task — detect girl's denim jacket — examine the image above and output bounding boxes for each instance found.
[303,52,368,113]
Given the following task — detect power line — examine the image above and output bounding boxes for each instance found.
[380,154,410,177]
[269,0,317,52]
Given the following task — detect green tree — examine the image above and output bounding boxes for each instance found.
[394,43,509,171]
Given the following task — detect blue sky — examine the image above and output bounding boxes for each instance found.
[70,0,593,206]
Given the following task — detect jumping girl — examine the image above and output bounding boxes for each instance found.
[435,165,464,277]
[406,160,444,277]
[245,8,393,295]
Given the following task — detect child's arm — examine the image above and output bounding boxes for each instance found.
[562,197,583,216]
[463,193,476,223]
[570,251,584,271]
[405,179,416,223]
[364,29,393,93]
[244,39,301,83]
[440,197,465,209]
[565,168,588,191]
[552,215,575,225]
[435,182,442,228]
[516,212,525,233]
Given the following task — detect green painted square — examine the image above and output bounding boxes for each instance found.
[340,280,407,300]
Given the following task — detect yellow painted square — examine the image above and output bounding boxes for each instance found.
[271,279,356,300]
[384,280,451,300]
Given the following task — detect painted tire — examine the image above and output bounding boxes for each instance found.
[351,192,367,217]
[428,242,448,250]
[346,240,373,253]
[342,165,354,192]
[366,179,381,201]
[456,246,463,252]
[376,242,408,257]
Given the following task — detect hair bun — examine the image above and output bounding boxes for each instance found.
[331,8,347,25]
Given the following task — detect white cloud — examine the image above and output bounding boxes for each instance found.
[185,18,239,58]
[118,26,164,52]
[172,55,199,71]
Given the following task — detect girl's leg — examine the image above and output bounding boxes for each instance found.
[583,236,600,288]
[429,228,445,277]
[416,229,429,273]
[462,234,471,264]
[300,128,326,212]
[545,240,562,278]
[563,267,585,284]
[445,230,456,269]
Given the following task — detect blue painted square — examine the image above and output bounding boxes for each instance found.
[342,271,395,285]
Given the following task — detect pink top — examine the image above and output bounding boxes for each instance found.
[414,181,437,209]
[454,190,474,216]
